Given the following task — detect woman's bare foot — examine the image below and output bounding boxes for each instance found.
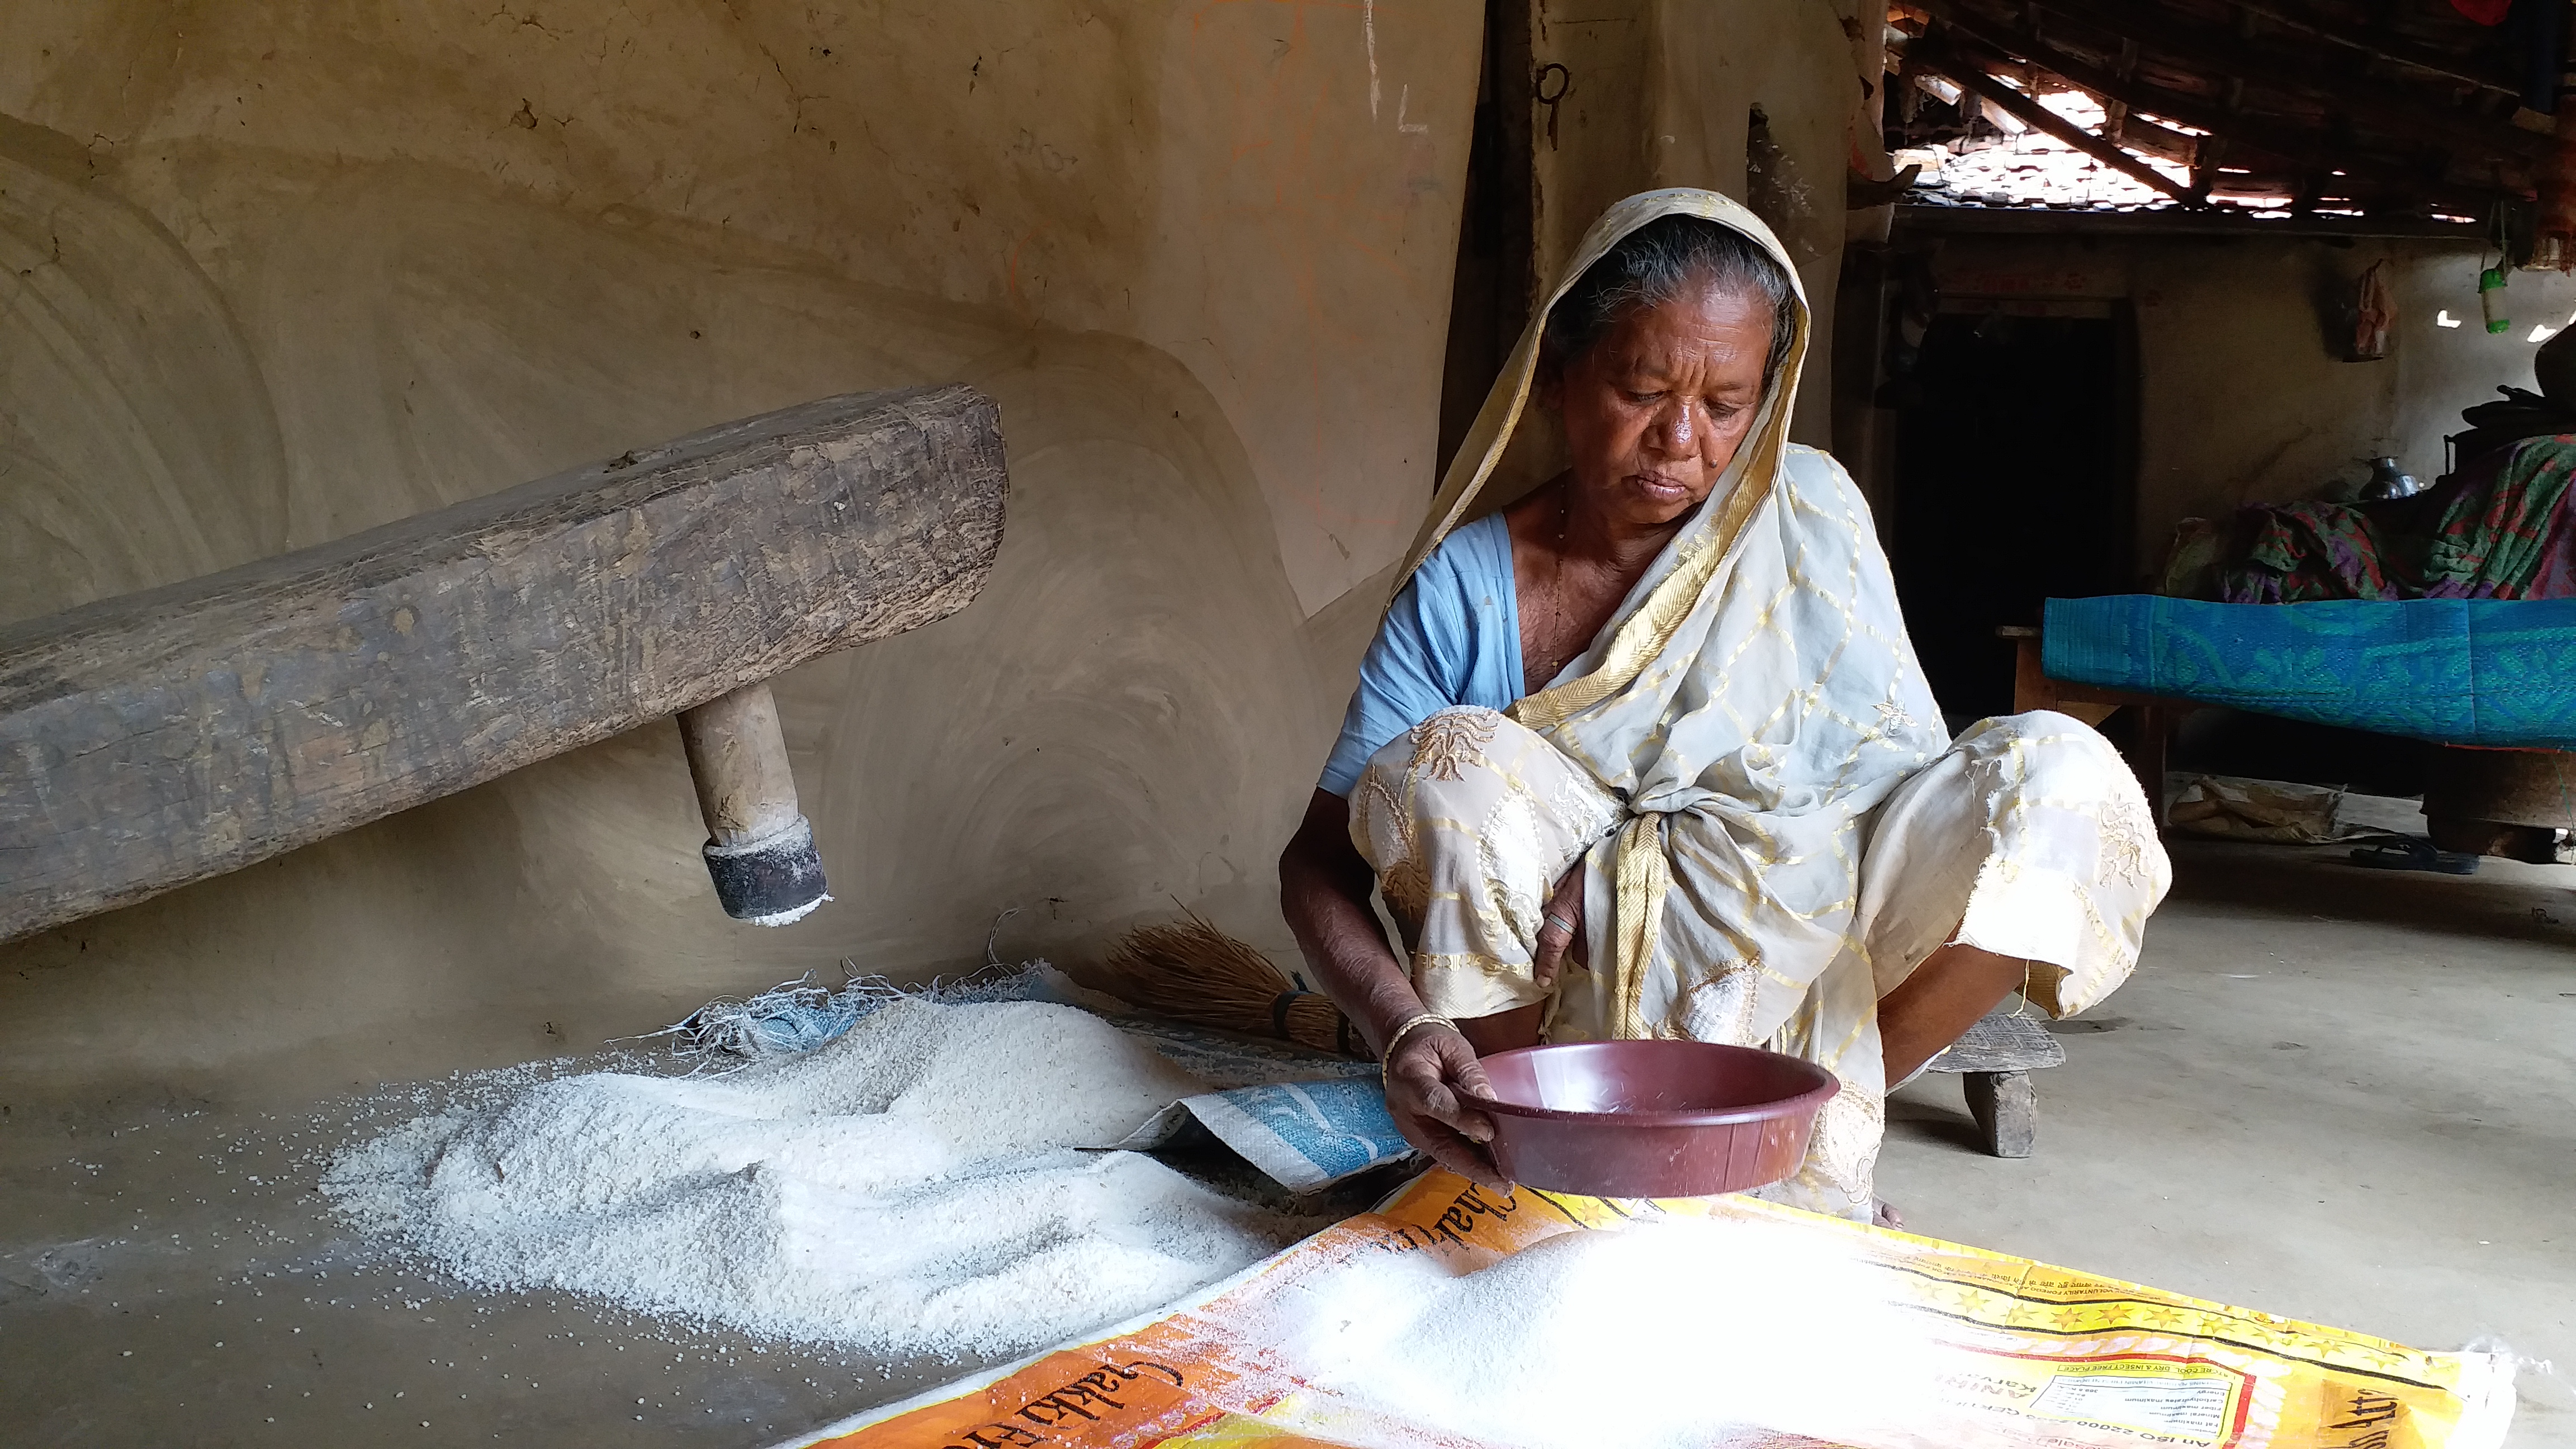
[1873,1199,1905,1231]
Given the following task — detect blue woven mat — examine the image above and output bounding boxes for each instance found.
[2041,595,2576,748]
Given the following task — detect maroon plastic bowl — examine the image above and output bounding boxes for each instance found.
[1462,1040,1840,1199]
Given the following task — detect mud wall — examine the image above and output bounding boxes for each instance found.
[0,2,1876,1104]
[1925,234,2576,565]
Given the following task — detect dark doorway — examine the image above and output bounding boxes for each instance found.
[1890,304,2136,726]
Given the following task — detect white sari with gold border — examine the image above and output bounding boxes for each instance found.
[1351,190,2169,1216]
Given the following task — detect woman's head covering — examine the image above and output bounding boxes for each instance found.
[1395,189,1811,589]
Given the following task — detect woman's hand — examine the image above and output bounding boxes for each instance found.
[1381,1022,1509,1190]
[1532,863,1585,989]
[1277,788,1514,1191]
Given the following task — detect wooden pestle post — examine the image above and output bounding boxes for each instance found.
[676,681,828,924]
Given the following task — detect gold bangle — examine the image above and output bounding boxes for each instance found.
[1377,1012,1455,1084]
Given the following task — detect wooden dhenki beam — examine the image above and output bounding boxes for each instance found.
[0,386,1008,945]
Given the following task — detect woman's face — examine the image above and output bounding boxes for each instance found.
[1544,280,1778,531]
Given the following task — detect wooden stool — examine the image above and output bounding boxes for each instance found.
[1924,1007,2065,1158]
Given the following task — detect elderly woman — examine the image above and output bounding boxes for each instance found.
[1280,190,2170,1219]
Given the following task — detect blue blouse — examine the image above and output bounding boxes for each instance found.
[1318,513,1524,796]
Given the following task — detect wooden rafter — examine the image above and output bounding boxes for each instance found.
[1910,37,2201,205]
[1917,2,2352,164]
[2109,108,2199,165]
[1895,202,2481,238]
[2230,1,2518,98]
[1911,0,2523,215]
[2032,0,2546,167]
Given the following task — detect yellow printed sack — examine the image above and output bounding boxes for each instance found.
[787,1170,2516,1449]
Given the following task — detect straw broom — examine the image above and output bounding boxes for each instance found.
[1099,908,1368,1059]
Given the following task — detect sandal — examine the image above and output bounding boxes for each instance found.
[2347,837,2479,875]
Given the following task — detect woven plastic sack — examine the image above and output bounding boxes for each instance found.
[787,1169,2514,1449]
